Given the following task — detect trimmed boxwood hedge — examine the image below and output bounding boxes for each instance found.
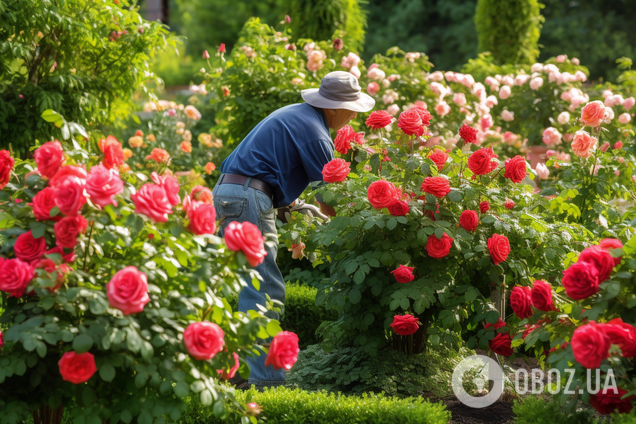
[227,283,337,348]
[181,387,451,424]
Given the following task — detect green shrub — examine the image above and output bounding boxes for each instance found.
[289,0,367,53]
[181,386,450,424]
[227,283,336,348]
[512,397,599,424]
[286,343,473,399]
[612,410,636,424]
[475,0,544,65]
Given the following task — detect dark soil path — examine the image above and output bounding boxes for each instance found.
[444,400,514,424]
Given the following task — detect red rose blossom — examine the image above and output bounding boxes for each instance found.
[421,176,451,198]
[412,107,432,127]
[34,141,65,178]
[224,221,267,267]
[58,352,97,384]
[504,155,528,183]
[578,246,615,283]
[391,314,420,335]
[458,124,478,143]
[151,172,180,206]
[0,258,34,297]
[428,149,449,170]
[264,331,300,370]
[365,110,393,129]
[367,180,398,209]
[530,280,556,312]
[102,136,126,170]
[598,238,623,266]
[0,149,14,190]
[132,183,173,223]
[53,175,87,216]
[188,203,217,235]
[86,164,124,208]
[468,148,499,175]
[322,158,351,182]
[388,200,409,216]
[485,319,513,357]
[590,387,635,415]
[459,210,479,232]
[487,233,510,265]
[398,109,424,137]
[562,260,600,300]
[183,321,225,361]
[30,187,61,221]
[571,321,609,369]
[510,286,533,319]
[480,201,490,214]
[54,215,89,249]
[391,265,415,283]
[504,199,515,209]
[49,166,87,188]
[426,233,453,259]
[217,352,240,379]
[106,266,150,315]
[334,125,356,155]
[14,231,47,263]
[604,318,636,358]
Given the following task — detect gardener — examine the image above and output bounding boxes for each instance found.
[212,71,375,390]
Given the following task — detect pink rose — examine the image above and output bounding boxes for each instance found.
[535,163,550,179]
[49,166,87,188]
[151,172,180,206]
[106,266,150,315]
[542,127,562,146]
[54,215,88,249]
[499,86,511,100]
[434,102,451,117]
[501,110,514,121]
[623,97,635,110]
[453,93,466,106]
[217,352,240,379]
[580,101,606,127]
[54,175,87,216]
[30,187,61,221]
[86,164,124,208]
[188,203,217,235]
[34,141,65,178]
[14,231,47,263]
[264,331,300,370]
[571,130,597,159]
[618,113,631,124]
[183,321,225,360]
[132,183,173,222]
[367,82,380,96]
[0,259,34,297]
[224,221,267,267]
[615,141,623,150]
[600,142,610,152]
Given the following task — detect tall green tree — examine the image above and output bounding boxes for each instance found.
[475,0,544,65]
[0,0,173,156]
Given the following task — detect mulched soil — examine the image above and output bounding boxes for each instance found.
[443,400,514,424]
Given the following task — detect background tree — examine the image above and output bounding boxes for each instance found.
[474,0,544,65]
[0,0,173,157]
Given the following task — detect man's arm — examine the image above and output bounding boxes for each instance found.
[316,199,336,217]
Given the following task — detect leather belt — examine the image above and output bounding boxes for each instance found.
[218,173,275,199]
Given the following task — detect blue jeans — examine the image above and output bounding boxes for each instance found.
[212,176,286,387]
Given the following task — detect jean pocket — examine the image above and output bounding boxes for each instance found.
[255,190,274,214]
[214,197,247,219]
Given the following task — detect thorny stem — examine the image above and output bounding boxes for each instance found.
[82,222,95,273]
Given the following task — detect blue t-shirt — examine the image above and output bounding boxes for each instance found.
[220,103,334,208]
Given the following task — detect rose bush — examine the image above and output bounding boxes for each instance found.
[0,112,292,424]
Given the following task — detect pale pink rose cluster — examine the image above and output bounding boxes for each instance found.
[405,52,421,63]
[571,130,598,159]
[429,82,448,98]
[618,113,632,124]
[529,77,544,90]
[485,76,499,91]
[445,72,475,88]
[561,88,589,111]
[434,101,451,117]
[340,52,361,79]
[382,90,399,105]
[542,127,562,146]
[428,71,444,82]
[557,111,570,124]
[306,47,326,72]
[605,94,625,107]
[501,110,514,122]
[535,163,550,179]
[367,64,386,80]
[240,46,256,59]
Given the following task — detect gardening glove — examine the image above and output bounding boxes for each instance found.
[286,199,330,222]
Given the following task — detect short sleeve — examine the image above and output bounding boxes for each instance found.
[300,139,335,182]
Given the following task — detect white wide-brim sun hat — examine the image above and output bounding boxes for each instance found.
[301,71,376,113]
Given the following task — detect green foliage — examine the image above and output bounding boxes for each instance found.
[181,386,451,424]
[289,0,367,53]
[286,343,473,398]
[612,410,636,424]
[512,396,599,424]
[475,0,544,65]
[0,0,174,157]
[151,46,207,87]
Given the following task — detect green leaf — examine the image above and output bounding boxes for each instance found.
[434,228,444,239]
[173,381,190,398]
[73,334,93,353]
[36,341,47,358]
[266,320,283,337]
[387,218,397,230]
[481,215,496,224]
[99,363,116,382]
[120,411,132,424]
[31,223,46,239]
[41,109,63,123]
[485,311,500,324]
[353,269,366,284]
[400,297,410,310]
[23,339,37,352]
[138,411,153,424]
[447,190,462,203]
[349,289,362,304]
[201,390,213,406]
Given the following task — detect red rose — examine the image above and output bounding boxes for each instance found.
[334,125,356,155]
[151,172,180,206]
[322,158,351,183]
[459,210,479,232]
[397,109,425,136]
[391,265,415,283]
[590,387,635,415]
[188,203,217,235]
[485,319,512,356]
[0,149,14,190]
[14,231,47,263]
[458,124,478,143]
[390,314,420,336]
[598,238,623,266]
[224,221,267,267]
[504,199,515,209]
[54,175,87,216]
[578,246,615,283]
[367,180,398,209]
[30,187,61,221]
[34,141,65,178]
[183,321,225,360]
[106,266,150,315]
[480,201,490,214]
[428,149,448,170]
[571,321,609,369]
[504,155,528,183]
[562,261,600,300]
[580,101,606,128]
[487,233,510,265]
[365,110,393,129]
[264,331,300,370]
[468,148,499,175]
[49,166,87,188]
[388,200,409,216]
[46,246,75,263]
[132,183,173,223]
[58,352,97,384]
[86,164,124,208]
[412,107,432,126]
[216,352,240,379]
[102,136,126,170]
[54,215,89,249]
[333,38,343,50]
[605,318,636,358]
[530,280,556,312]
[426,233,453,259]
[0,258,34,297]
[522,324,539,339]
[510,286,533,319]
[421,176,450,198]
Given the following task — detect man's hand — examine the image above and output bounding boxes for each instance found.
[289,199,330,220]
[316,199,337,217]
